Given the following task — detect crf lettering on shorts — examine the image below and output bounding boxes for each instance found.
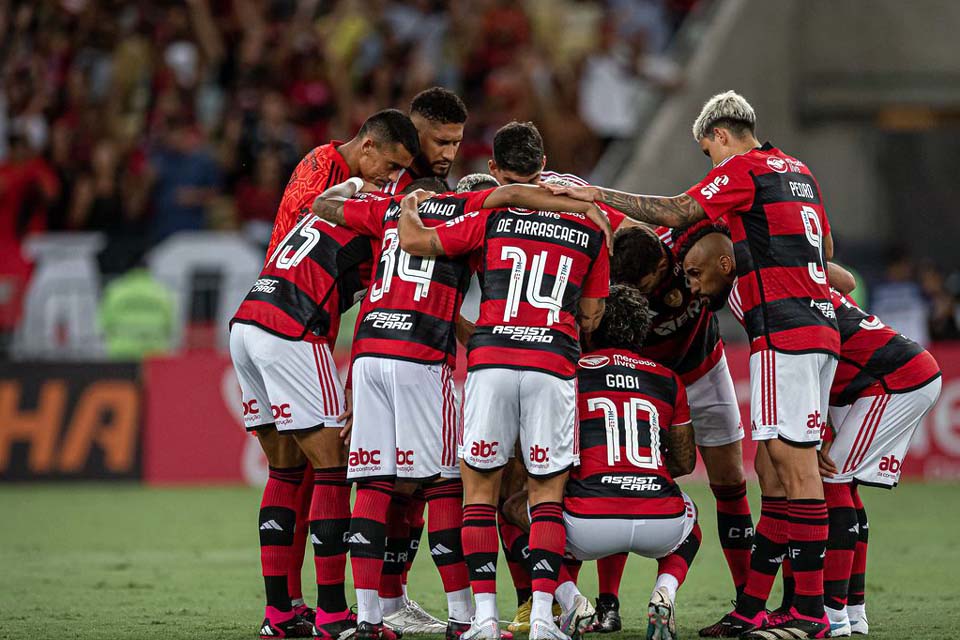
[600,475,663,492]
[350,448,382,467]
[491,325,554,343]
[364,311,414,331]
[470,440,499,458]
[529,445,550,463]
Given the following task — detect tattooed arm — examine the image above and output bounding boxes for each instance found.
[542,183,707,228]
[396,189,444,256]
[310,177,364,226]
[662,423,696,478]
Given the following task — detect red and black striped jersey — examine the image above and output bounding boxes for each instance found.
[341,188,495,367]
[604,207,722,383]
[565,348,691,519]
[686,143,840,356]
[830,289,941,406]
[266,142,352,258]
[434,206,610,379]
[232,215,372,343]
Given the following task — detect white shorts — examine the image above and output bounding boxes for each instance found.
[348,356,460,482]
[750,350,837,445]
[825,377,941,488]
[686,354,744,447]
[565,492,698,560]
[229,323,345,433]
[460,368,577,478]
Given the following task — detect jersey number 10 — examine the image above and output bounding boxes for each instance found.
[586,396,663,470]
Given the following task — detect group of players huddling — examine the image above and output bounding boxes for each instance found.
[229,88,942,640]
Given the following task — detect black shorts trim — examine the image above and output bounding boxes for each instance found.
[462,459,509,474]
[525,462,573,480]
[563,508,687,520]
[246,422,277,433]
[348,473,398,485]
[279,422,333,436]
[776,434,820,448]
[394,472,442,485]
[852,477,896,491]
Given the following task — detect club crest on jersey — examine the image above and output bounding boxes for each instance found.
[664,288,684,308]
[579,355,610,369]
[766,156,788,173]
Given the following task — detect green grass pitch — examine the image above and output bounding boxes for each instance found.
[2,482,958,639]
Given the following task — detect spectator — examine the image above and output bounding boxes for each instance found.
[871,247,930,346]
[147,115,221,242]
[98,266,175,360]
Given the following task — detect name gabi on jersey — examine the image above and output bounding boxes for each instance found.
[492,325,554,343]
[364,311,413,330]
[493,217,590,249]
[251,278,279,294]
[600,475,663,492]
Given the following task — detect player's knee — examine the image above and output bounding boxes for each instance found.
[293,428,345,468]
[527,473,568,505]
[258,427,306,467]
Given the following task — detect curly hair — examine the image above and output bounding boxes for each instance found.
[610,226,666,286]
[456,173,499,193]
[671,219,731,264]
[590,284,652,351]
[410,87,468,125]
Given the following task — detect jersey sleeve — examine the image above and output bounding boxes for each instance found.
[598,202,626,232]
[434,209,489,257]
[581,246,610,298]
[458,187,498,213]
[685,157,756,221]
[342,196,389,237]
[672,375,692,427]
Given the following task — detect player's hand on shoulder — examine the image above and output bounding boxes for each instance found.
[540,181,599,203]
[401,188,436,211]
[586,203,614,254]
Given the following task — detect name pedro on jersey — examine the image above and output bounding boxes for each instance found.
[494,216,590,249]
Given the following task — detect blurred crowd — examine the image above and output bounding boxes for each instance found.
[0,0,693,277]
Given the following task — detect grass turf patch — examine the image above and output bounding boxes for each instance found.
[1,482,958,639]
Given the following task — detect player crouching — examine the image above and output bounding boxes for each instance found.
[555,285,702,640]
[813,288,941,636]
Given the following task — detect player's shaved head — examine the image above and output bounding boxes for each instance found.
[359,109,420,157]
[676,222,736,311]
